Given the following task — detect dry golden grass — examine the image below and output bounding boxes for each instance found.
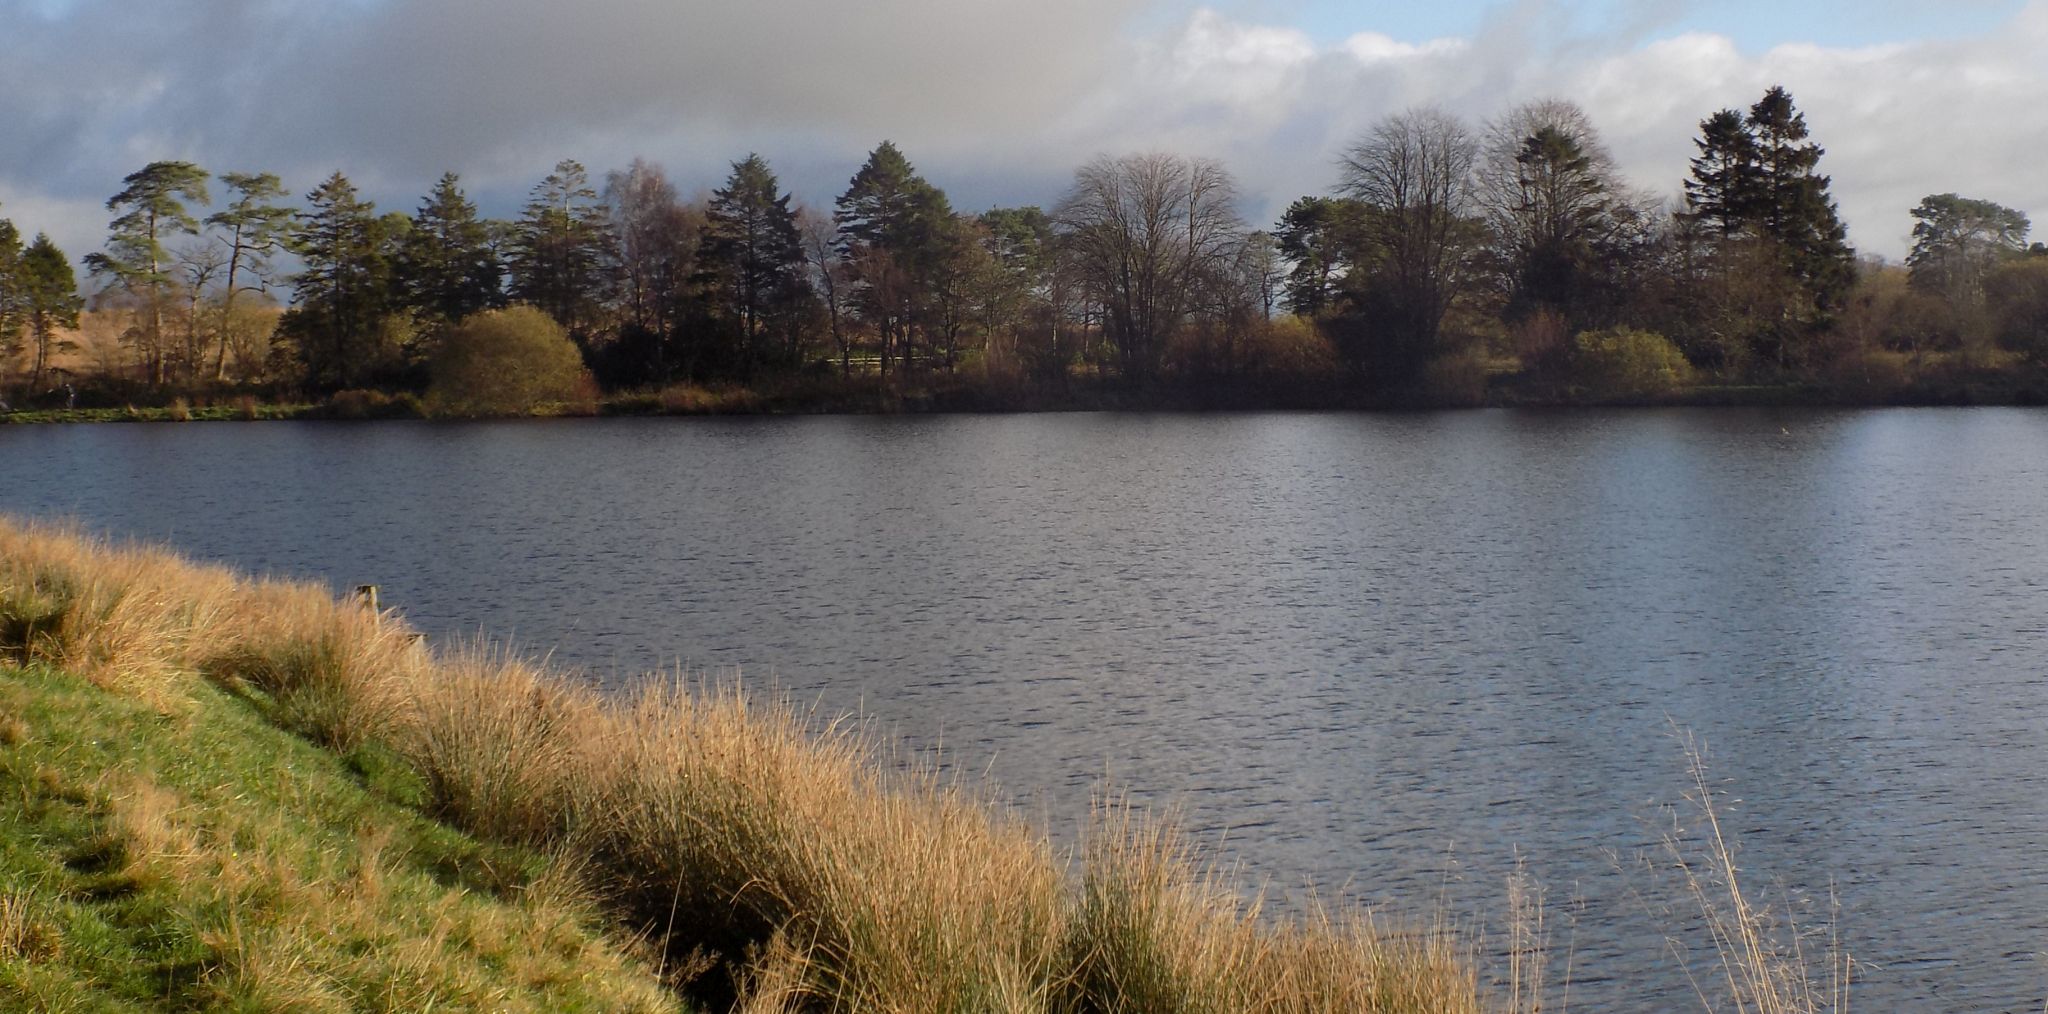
[1662,731,1854,1014]
[2,515,1859,1012]
[0,890,61,962]
[1066,799,1479,1014]
[0,516,1487,1011]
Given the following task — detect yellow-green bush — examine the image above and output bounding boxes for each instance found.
[429,307,590,417]
[1247,315,1342,380]
[1569,327,1693,400]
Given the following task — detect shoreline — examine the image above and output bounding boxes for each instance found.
[0,519,1483,1010]
[0,517,1854,1011]
[3,373,2045,426]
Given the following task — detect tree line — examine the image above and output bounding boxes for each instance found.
[4,85,2045,410]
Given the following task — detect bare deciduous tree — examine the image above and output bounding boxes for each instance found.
[1055,152,1243,383]
[1338,107,1480,374]
[798,208,854,377]
[605,159,701,382]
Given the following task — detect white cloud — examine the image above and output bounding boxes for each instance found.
[1059,2,2048,257]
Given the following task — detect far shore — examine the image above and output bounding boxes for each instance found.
[6,368,2047,426]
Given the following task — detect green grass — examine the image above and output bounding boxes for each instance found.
[0,517,1852,1013]
[0,404,314,425]
[0,661,680,1013]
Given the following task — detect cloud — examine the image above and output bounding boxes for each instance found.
[1052,0,2048,257]
[2,0,2044,263]
[0,0,1148,255]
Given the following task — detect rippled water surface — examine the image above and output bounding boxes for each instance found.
[6,409,2047,1010]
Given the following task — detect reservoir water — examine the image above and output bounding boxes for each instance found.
[4,409,2046,1010]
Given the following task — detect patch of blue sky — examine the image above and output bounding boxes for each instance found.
[1173,0,2027,51]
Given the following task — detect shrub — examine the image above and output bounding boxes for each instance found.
[1421,350,1490,407]
[1987,257,2048,358]
[1246,315,1341,381]
[1822,348,1913,400]
[428,307,590,418]
[1570,327,1693,400]
[326,389,425,420]
[1510,309,1571,372]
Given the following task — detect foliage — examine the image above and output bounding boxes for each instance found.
[834,140,962,380]
[604,159,701,386]
[400,172,506,336]
[0,214,22,368]
[14,113,2047,410]
[283,172,409,391]
[697,154,812,376]
[429,306,590,416]
[1986,256,2048,358]
[1421,349,1492,406]
[325,388,426,420]
[1569,326,1693,399]
[1907,193,2031,307]
[1245,314,1341,379]
[201,172,295,383]
[1680,87,1856,368]
[17,235,82,387]
[509,160,611,339]
[1477,100,1648,332]
[1274,196,1373,317]
[80,161,212,386]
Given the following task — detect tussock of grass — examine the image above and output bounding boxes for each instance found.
[1068,800,1479,1013]
[0,516,1851,1012]
[0,517,1483,1011]
[1661,731,1854,1014]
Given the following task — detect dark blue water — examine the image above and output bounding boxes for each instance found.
[6,409,2047,1011]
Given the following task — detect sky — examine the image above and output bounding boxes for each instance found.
[1,0,2043,269]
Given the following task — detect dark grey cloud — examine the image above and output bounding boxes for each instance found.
[0,0,1145,252]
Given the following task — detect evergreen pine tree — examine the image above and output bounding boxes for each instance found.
[1275,196,1374,318]
[82,161,211,385]
[19,234,83,387]
[402,172,505,334]
[204,172,294,381]
[698,154,810,375]
[284,172,398,389]
[1745,87,1853,311]
[509,160,610,338]
[1682,87,1855,367]
[1683,110,1760,238]
[834,141,953,376]
[0,215,23,370]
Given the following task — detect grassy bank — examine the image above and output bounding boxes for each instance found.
[0,662,678,1011]
[0,520,1481,1012]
